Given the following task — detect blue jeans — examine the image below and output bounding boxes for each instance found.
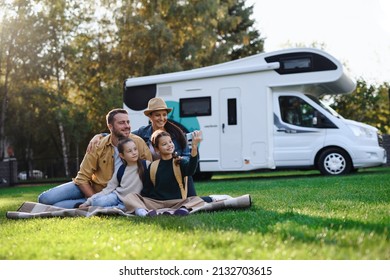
[38,181,86,208]
[90,192,125,210]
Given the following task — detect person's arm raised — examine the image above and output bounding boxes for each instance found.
[190,130,202,157]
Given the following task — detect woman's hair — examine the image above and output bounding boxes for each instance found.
[117,138,144,181]
[164,121,187,150]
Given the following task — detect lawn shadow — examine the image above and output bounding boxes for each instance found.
[134,206,389,246]
[208,166,389,182]
[210,171,322,182]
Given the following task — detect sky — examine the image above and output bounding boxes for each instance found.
[246,0,390,84]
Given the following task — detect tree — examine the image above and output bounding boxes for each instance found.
[213,0,264,61]
[331,80,390,134]
[7,86,56,175]
[1,0,92,176]
[34,0,88,177]
[0,0,51,160]
[66,0,123,134]
[0,14,12,160]
[112,0,264,77]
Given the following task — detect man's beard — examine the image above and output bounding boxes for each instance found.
[112,128,129,140]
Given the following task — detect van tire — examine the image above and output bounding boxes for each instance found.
[317,148,352,175]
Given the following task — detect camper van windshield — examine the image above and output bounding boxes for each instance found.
[306,95,343,119]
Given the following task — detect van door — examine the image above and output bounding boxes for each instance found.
[273,93,335,166]
[219,88,243,169]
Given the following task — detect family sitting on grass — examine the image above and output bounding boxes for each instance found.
[38,98,233,217]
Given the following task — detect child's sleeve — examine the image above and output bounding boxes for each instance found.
[183,154,199,176]
[141,161,153,197]
[100,170,119,195]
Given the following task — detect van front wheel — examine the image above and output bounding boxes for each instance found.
[317,148,352,175]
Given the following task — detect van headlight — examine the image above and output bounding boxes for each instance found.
[348,124,373,137]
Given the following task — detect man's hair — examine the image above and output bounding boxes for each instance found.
[106,108,128,125]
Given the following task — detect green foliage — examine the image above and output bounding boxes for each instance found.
[0,0,264,170]
[331,80,390,134]
[114,0,264,76]
[0,167,389,259]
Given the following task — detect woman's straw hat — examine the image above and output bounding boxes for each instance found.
[144,97,173,116]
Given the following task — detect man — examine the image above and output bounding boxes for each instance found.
[38,108,152,208]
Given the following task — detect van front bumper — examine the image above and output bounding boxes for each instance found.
[352,147,387,168]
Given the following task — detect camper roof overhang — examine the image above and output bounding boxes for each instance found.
[124,48,356,98]
[270,70,356,98]
[124,62,280,87]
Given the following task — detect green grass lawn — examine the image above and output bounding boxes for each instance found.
[0,167,389,260]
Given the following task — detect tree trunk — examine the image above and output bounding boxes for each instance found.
[0,83,6,160]
[0,44,12,160]
[58,118,70,177]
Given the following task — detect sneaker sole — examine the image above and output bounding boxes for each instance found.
[173,208,189,216]
[147,210,158,217]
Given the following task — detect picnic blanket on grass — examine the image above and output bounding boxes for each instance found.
[6,194,251,219]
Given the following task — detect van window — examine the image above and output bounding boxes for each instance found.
[227,98,237,125]
[279,96,337,128]
[180,97,211,117]
[265,52,337,74]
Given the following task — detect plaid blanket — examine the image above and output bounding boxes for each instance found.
[6,194,251,219]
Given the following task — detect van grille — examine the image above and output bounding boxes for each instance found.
[378,132,383,147]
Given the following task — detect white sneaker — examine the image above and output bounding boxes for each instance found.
[135,208,148,217]
[209,194,233,202]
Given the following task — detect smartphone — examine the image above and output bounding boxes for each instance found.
[186,132,193,140]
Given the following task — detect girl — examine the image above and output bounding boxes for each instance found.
[122,130,206,216]
[142,129,201,200]
[79,138,150,210]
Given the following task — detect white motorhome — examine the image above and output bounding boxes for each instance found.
[123,48,387,178]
